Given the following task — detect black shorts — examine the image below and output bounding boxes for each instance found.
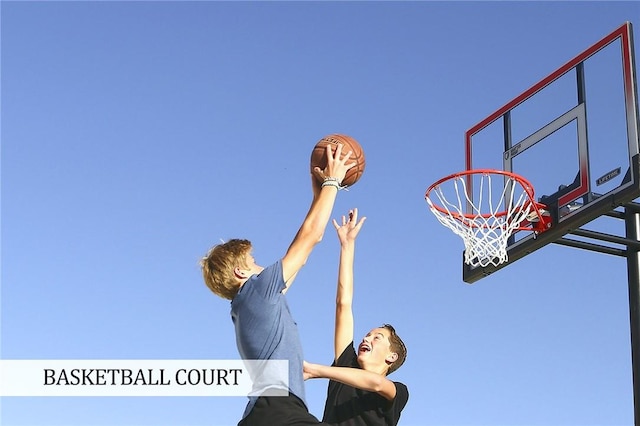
[237,392,331,426]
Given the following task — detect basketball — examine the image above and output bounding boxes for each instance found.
[310,134,365,187]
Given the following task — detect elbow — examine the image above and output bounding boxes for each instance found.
[312,229,325,247]
[335,299,353,309]
[301,224,325,246]
[370,376,386,393]
[370,377,396,401]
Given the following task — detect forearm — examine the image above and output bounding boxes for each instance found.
[336,243,355,305]
[300,185,340,241]
[288,185,339,254]
[283,185,339,284]
[307,363,387,393]
[334,228,358,359]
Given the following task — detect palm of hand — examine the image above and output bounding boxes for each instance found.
[334,209,365,244]
[337,225,358,244]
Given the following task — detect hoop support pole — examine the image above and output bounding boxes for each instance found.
[626,207,640,426]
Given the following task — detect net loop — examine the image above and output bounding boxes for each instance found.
[425,170,550,267]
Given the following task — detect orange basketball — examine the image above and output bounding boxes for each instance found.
[310,134,365,187]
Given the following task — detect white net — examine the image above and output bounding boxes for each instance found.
[426,171,538,267]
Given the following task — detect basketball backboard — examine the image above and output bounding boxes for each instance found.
[462,22,640,283]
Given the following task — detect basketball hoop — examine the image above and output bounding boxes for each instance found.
[425,169,551,267]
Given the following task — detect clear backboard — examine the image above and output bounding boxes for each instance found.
[462,22,640,283]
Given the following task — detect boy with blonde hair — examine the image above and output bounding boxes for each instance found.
[201,143,353,425]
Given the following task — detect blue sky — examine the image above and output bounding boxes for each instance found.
[2,1,640,425]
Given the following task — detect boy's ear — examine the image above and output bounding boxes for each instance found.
[234,267,247,278]
[385,352,399,364]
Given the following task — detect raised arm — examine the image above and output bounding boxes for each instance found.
[333,209,366,361]
[303,361,397,401]
[281,143,354,293]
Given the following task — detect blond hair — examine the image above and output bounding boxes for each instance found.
[200,239,252,300]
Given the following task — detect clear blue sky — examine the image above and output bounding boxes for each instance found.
[2,1,640,425]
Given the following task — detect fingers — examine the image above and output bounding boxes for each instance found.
[355,216,367,230]
[348,209,366,231]
[334,209,366,242]
[327,142,341,160]
[333,215,348,231]
[312,166,325,181]
[334,146,355,169]
[349,208,356,224]
[339,209,366,228]
[326,142,354,165]
[324,143,355,182]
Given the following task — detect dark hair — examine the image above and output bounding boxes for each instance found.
[382,324,407,375]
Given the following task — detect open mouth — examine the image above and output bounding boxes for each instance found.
[358,343,371,354]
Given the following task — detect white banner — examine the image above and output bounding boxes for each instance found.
[0,360,289,397]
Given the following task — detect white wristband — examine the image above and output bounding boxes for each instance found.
[322,180,341,190]
[322,177,346,191]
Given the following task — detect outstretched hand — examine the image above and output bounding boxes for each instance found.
[333,208,366,245]
[311,143,356,187]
